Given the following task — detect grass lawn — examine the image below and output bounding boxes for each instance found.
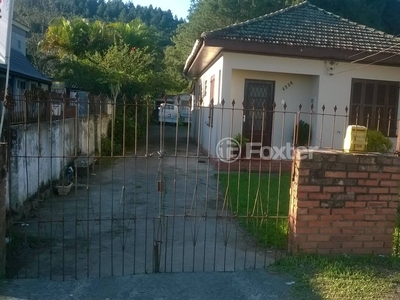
[218,172,291,248]
[271,210,400,299]
[271,254,400,300]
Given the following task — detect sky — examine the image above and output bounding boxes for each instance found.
[127,0,191,20]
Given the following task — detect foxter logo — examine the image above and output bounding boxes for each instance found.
[216,139,318,163]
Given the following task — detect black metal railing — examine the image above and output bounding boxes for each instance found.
[4,97,399,280]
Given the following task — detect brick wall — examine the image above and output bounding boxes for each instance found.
[289,149,400,255]
[0,143,6,276]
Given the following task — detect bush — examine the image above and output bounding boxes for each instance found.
[233,133,249,147]
[100,135,122,156]
[367,130,393,153]
[295,120,311,146]
[102,101,146,156]
[114,112,142,148]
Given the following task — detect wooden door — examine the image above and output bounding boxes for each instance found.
[243,80,274,150]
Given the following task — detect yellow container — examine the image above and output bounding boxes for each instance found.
[343,125,368,153]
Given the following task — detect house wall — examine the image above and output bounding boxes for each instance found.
[11,24,27,56]
[192,56,224,157]
[229,69,318,149]
[8,115,110,211]
[309,76,320,146]
[221,52,400,151]
[9,76,50,99]
[3,24,49,96]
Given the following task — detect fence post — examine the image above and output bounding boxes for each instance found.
[396,120,400,152]
[23,90,28,124]
[0,143,7,277]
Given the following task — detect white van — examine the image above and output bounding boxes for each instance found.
[158,103,180,124]
[178,97,191,124]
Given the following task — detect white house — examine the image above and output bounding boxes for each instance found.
[183,1,400,160]
[0,20,51,97]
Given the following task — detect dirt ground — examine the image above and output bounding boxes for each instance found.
[8,123,275,280]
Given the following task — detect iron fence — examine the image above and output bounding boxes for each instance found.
[2,90,111,125]
[4,96,400,280]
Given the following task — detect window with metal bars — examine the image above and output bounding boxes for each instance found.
[350,79,399,137]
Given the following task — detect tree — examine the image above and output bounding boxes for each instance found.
[85,0,99,18]
[308,0,393,33]
[42,17,161,59]
[54,43,165,93]
[41,18,166,96]
[382,0,400,35]
[109,19,160,53]
[14,0,183,75]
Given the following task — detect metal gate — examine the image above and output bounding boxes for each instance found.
[6,94,290,280]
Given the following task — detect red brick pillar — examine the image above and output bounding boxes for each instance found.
[0,143,6,276]
[289,149,400,255]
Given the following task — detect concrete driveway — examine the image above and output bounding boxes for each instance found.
[0,269,292,299]
[10,124,274,280]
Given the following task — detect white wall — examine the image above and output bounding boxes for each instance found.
[217,52,400,152]
[9,115,110,211]
[193,56,224,157]
[10,119,75,211]
[11,29,26,56]
[228,69,318,149]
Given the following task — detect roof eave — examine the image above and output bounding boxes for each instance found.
[185,35,400,78]
[12,20,30,32]
[183,38,205,78]
[0,64,52,84]
[202,38,400,68]
[184,40,224,78]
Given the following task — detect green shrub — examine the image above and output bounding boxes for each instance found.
[100,135,122,156]
[367,130,393,153]
[105,101,146,154]
[233,133,249,147]
[295,120,311,146]
[113,108,146,148]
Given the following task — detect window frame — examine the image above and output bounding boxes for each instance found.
[350,79,399,137]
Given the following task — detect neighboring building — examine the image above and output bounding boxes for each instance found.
[183,1,400,159]
[0,20,51,98]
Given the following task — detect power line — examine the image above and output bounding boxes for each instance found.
[332,53,400,75]
[350,42,400,64]
[346,33,400,60]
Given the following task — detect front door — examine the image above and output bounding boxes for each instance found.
[243,80,274,150]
